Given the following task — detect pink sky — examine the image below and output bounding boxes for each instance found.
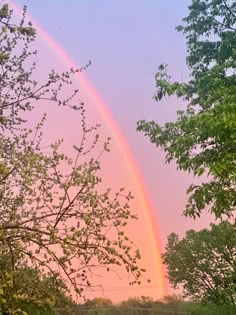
[7,0,213,302]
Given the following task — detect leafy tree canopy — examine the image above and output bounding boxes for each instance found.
[0,252,75,314]
[83,297,113,307]
[137,0,236,219]
[162,221,236,305]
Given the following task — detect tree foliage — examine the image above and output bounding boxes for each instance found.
[76,295,236,315]
[0,252,74,314]
[0,4,144,312]
[162,221,236,305]
[137,0,236,219]
[120,296,158,309]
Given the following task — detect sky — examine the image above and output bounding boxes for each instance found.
[6,0,213,303]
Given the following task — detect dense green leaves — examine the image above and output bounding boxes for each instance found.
[162,221,236,305]
[137,0,236,219]
[0,253,74,314]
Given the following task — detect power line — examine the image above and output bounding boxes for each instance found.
[84,284,161,292]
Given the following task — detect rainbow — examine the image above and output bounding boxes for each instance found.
[7,0,168,297]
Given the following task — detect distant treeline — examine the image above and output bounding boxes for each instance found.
[54,296,236,315]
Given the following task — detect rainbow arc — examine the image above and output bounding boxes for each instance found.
[7,0,168,297]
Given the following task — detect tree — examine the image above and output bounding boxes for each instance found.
[0,4,144,311]
[137,0,236,219]
[0,253,75,314]
[120,296,156,309]
[78,297,113,315]
[162,221,236,305]
[83,297,113,307]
